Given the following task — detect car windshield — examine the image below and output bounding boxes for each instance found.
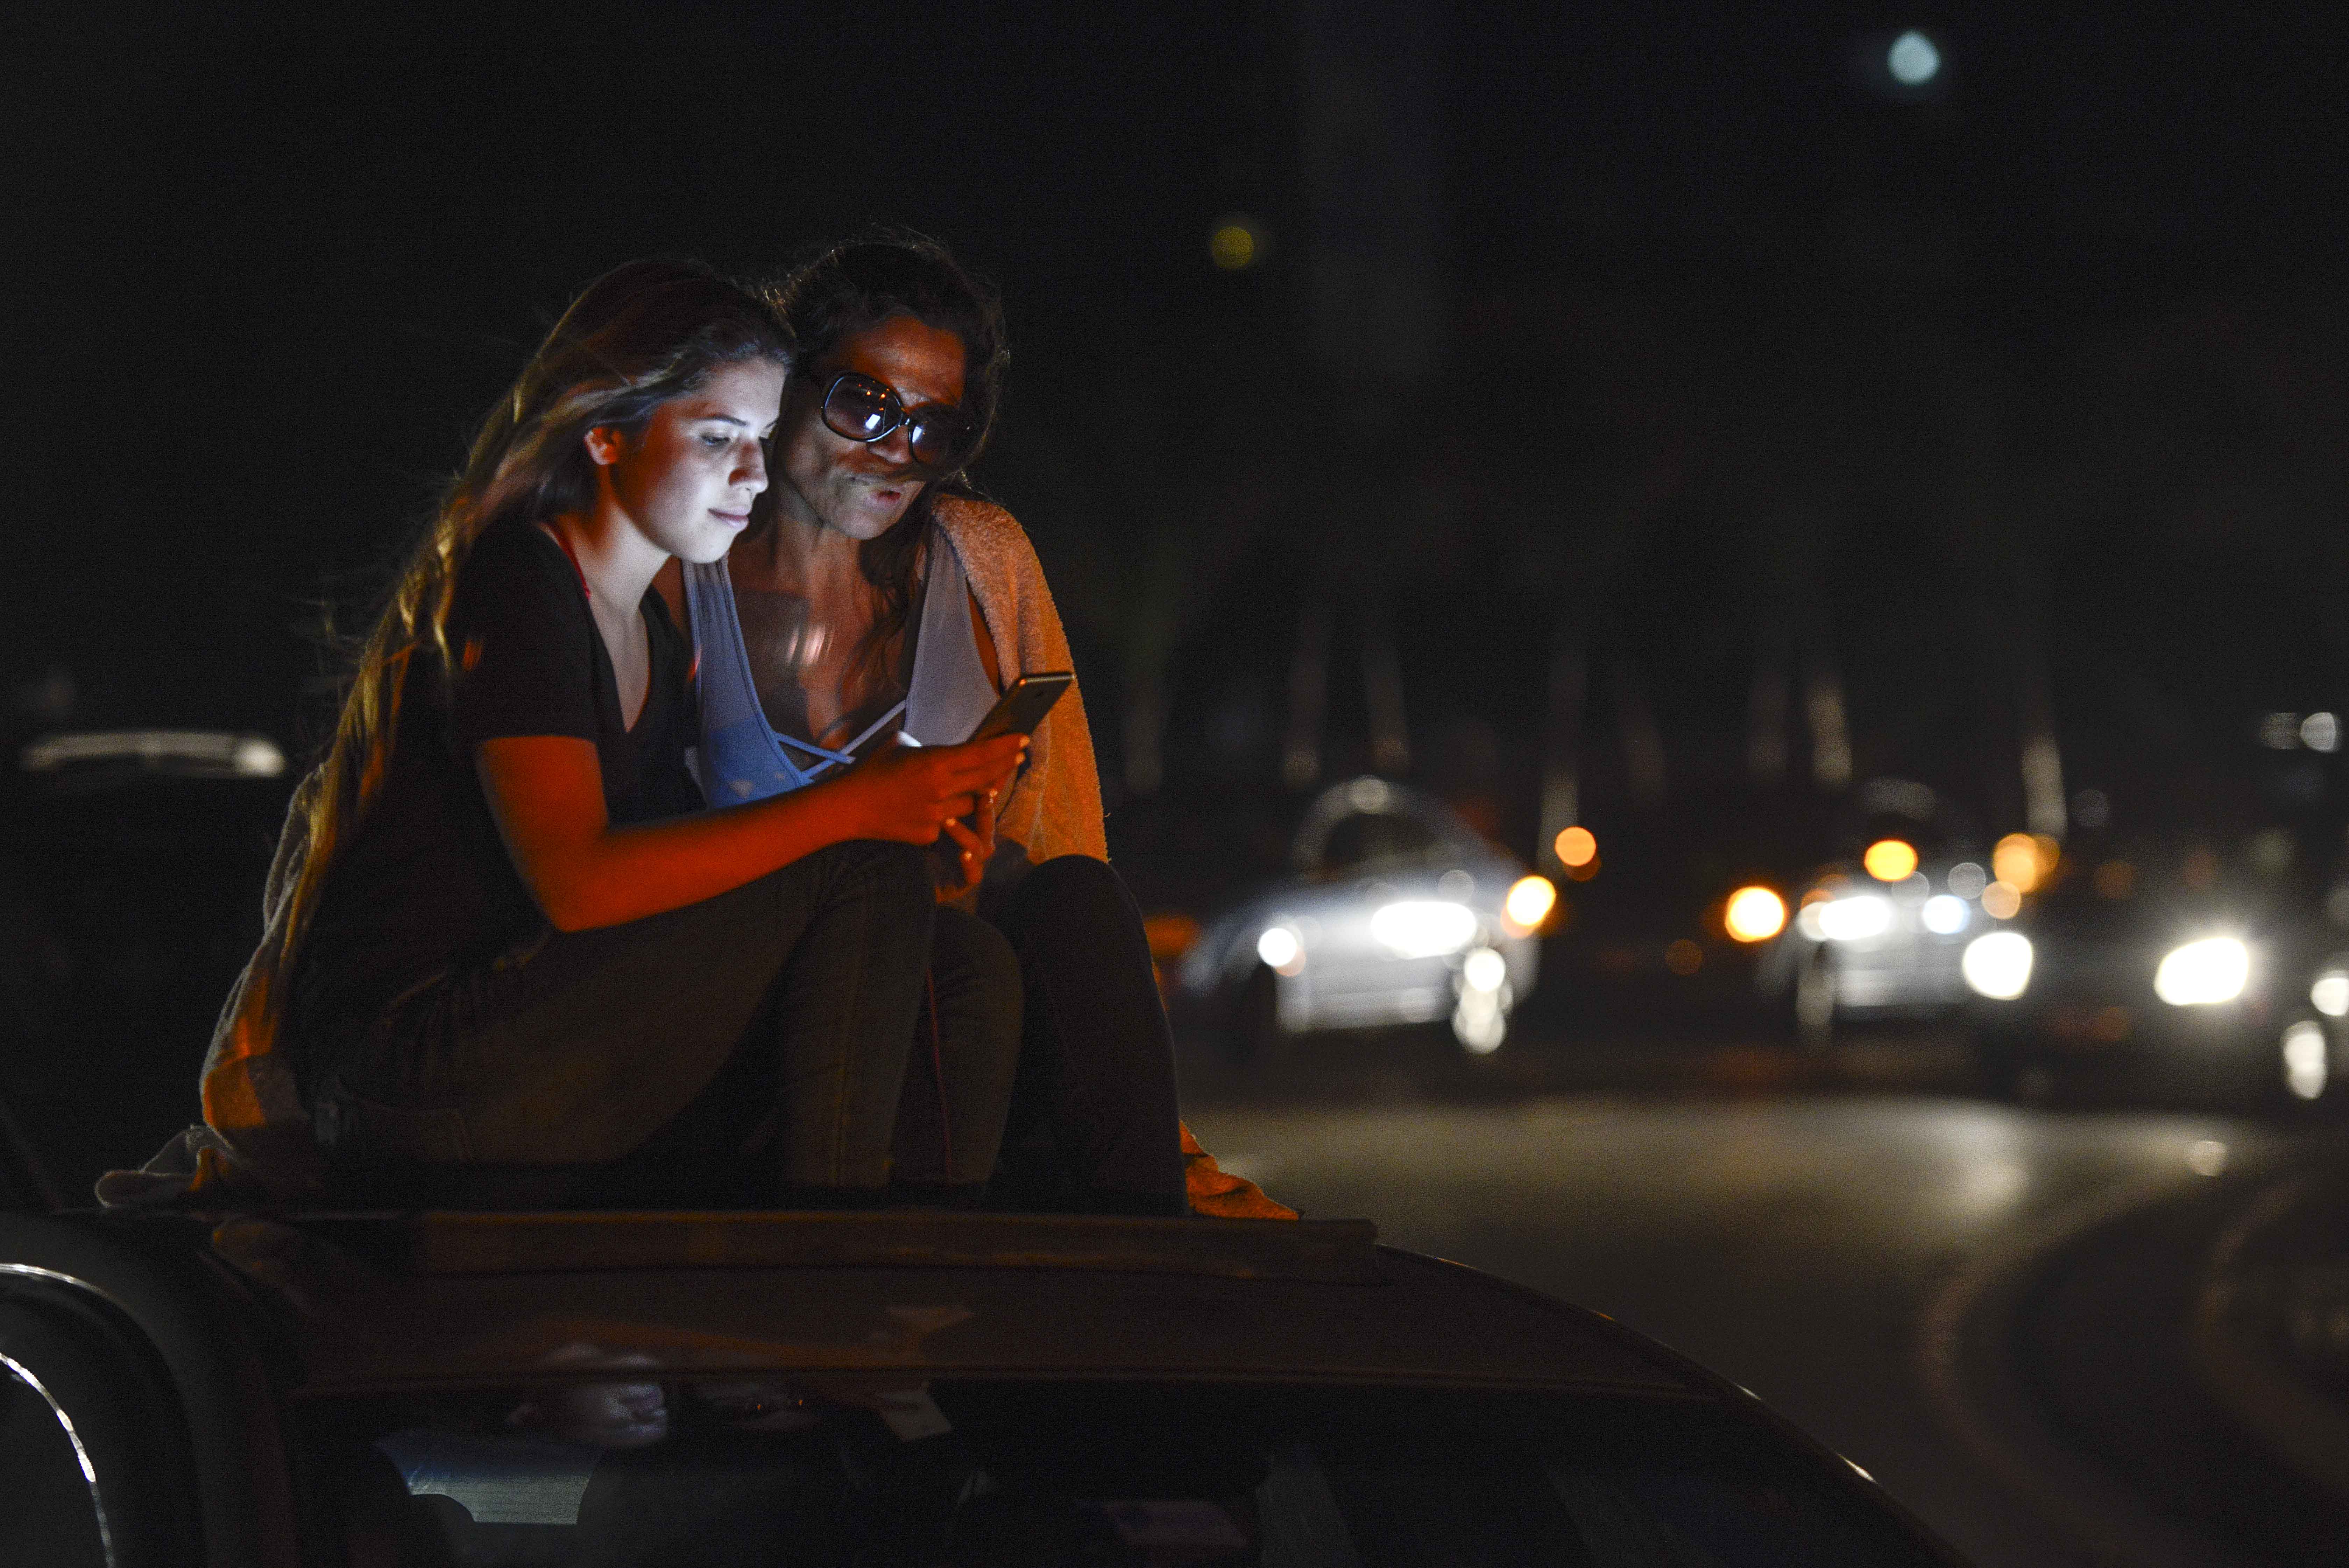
[1317,812,1442,873]
[303,1377,1937,1566]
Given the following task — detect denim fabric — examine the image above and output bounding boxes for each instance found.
[308,839,936,1197]
[982,855,1186,1213]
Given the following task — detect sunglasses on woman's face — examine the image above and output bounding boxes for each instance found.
[813,370,972,470]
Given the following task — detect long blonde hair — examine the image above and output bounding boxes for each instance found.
[257,259,788,1041]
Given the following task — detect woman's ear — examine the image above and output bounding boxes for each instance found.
[583,424,628,467]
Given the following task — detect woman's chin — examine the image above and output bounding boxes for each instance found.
[843,486,924,538]
[678,533,741,565]
[686,524,747,561]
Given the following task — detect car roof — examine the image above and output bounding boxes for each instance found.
[195,1211,1702,1401]
[1290,776,1494,867]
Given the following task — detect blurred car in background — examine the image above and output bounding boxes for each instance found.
[1170,777,1553,1059]
[1759,842,2008,1049]
[1966,718,2349,1108]
[1966,831,2348,1107]
[1518,780,1836,1033]
[2,729,293,1204]
[1542,776,1973,1041]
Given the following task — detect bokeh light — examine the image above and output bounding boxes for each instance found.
[1981,881,2022,920]
[1209,218,1262,271]
[1961,930,2033,998]
[1256,925,1304,975]
[2153,937,2249,1007]
[1555,825,1597,868]
[1888,29,1941,86]
[1921,894,1968,934]
[1992,833,2047,893]
[1504,874,1558,933]
[1818,894,1892,942]
[1724,886,1787,942]
[2283,1020,2329,1100]
[1370,900,1479,959]
[2312,969,2349,1018]
[1863,839,1919,882]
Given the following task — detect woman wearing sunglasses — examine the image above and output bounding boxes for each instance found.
[116,259,1028,1211]
[659,234,1290,1218]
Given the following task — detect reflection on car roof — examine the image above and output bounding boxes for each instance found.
[194,1210,1699,1401]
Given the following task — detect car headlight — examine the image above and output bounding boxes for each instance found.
[1813,894,1891,943]
[2311,969,2349,1018]
[1962,931,2033,999]
[1921,894,1969,935]
[1255,925,1306,976]
[1370,900,1479,959]
[2283,1020,2330,1100]
[2154,938,2249,1007]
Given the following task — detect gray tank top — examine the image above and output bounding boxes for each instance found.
[685,528,1002,805]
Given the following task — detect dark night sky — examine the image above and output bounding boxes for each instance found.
[9,4,2349,852]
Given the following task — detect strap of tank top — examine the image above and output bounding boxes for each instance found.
[773,699,906,777]
[686,556,820,800]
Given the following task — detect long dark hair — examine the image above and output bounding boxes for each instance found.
[248,260,788,1053]
[762,231,1009,687]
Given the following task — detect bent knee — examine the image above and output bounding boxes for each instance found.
[933,907,1022,1004]
[1017,854,1132,920]
[820,838,934,905]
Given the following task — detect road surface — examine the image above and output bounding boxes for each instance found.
[1185,1069,2334,1566]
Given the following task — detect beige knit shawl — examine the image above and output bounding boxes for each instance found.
[929,496,1107,869]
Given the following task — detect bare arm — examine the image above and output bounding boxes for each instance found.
[476,732,1026,932]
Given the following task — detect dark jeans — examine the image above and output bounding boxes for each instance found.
[981,855,1186,1215]
[307,839,952,1204]
[890,907,1023,1189]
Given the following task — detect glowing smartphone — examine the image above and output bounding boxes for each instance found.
[964,672,1074,743]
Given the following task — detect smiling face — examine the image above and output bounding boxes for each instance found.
[773,313,969,542]
[591,358,785,564]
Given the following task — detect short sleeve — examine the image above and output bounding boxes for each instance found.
[447,529,601,751]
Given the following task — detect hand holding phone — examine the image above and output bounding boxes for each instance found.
[964,671,1073,744]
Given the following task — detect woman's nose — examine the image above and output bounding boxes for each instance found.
[736,438,769,493]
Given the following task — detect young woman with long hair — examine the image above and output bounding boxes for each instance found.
[660,235,1291,1218]
[132,259,1027,1210]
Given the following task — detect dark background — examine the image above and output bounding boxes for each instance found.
[10,3,2349,892]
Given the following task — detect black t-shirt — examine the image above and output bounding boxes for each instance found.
[294,523,701,1034]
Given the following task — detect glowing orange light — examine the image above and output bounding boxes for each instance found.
[1503,875,1558,934]
[1981,881,2022,919]
[1863,839,1919,883]
[1724,886,1788,943]
[1993,833,2047,894]
[1555,826,1597,868]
